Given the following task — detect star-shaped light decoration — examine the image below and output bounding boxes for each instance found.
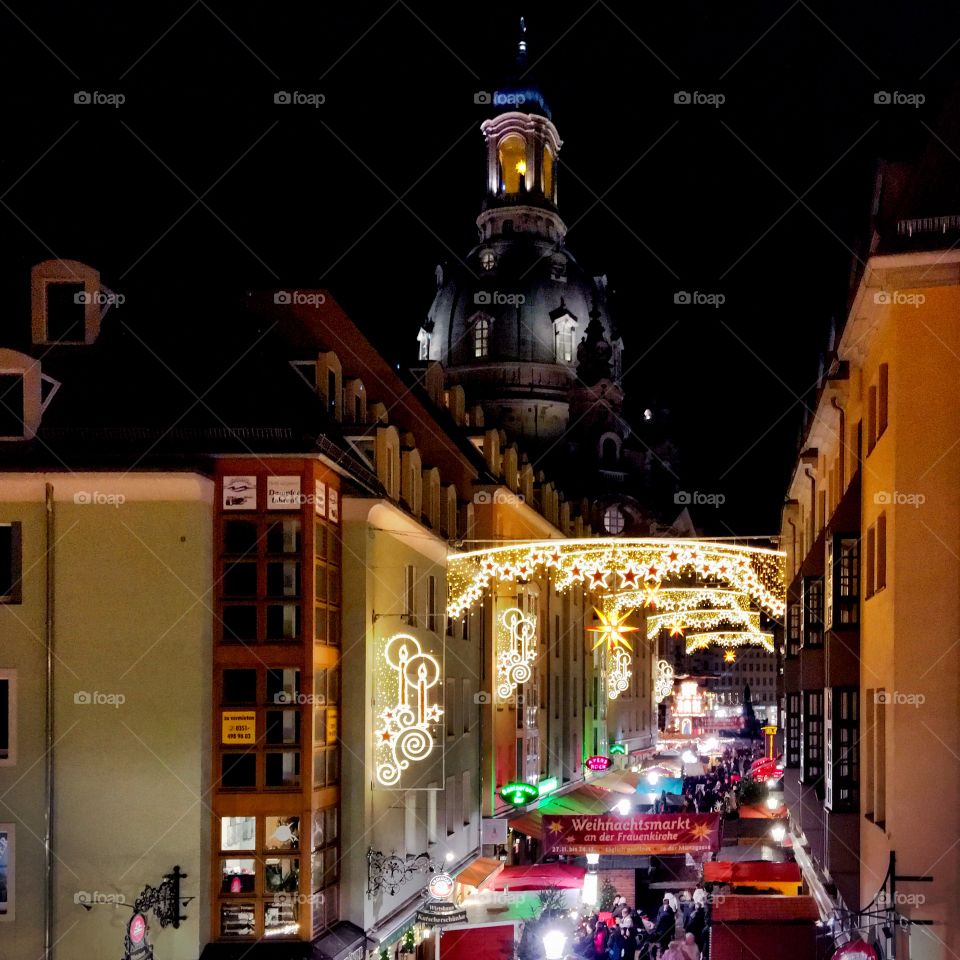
[588,608,639,652]
[691,823,712,840]
[620,565,640,589]
[724,649,737,663]
[642,582,661,608]
[425,704,443,723]
[590,566,609,588]
[548,821,564,835]
[668,619,685,637]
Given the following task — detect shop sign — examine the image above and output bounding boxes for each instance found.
[586,755,612,771]
[498,781,538,806]
[542,813,721,856]
[222,476,256,510]
[267,476,301,510]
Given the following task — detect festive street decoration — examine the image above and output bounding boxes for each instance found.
[645,607,762,640]
[588,607,639,700]
[654,660,675,703]
[447,539,785,619]
[374,634,443,787]
[724,649,738,663]
[499,781,539,806]
[685,630,775,653]
[497,607,538,702]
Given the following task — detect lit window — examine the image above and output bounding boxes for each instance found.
[543,144,554,198]
[474,318,489,358]
[498,136,526,193]
[480,250,496,271]
[0,670,15,765]
[603,505,625,535]
[556,325,573,362]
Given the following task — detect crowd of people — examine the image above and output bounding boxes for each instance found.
[572,889,709,960]
[674,752,751,815]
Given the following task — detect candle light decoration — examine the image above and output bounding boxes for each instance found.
[496,607,538,702]
[654,660,675,704]
[375,633,443,787]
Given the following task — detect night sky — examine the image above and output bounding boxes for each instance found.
[4,1,960,534]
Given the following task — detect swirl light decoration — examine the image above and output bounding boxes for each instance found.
[446,539,785,620]
[496,607,538,702]
[654,660,675,703]
[375,634,443,787]
[608,646,632,699]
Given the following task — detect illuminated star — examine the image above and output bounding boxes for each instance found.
[426,705,443,722]
[378,729,392,742]
[691,823,712,840]
[620,566,639,588]
[724,649,737,663]
[548,821,564,834]
[668,619,685,637]
[591,567,609,588]
[588,608,639,652]
[642,583,660,608]
[548,551,562,567]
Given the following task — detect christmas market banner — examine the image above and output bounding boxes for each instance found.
[542,813,721,855]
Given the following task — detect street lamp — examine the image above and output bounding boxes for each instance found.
[681,750,697,764]
[542,929,567,960]
[646,771,660,786]
[770,824,786,843]
[586,853,600,866]
[582,872,598,907]
[613,799,631,815]
[766,795,779,811]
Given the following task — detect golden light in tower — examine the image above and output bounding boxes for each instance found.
[515,160,527,175]
[588,607,638,652]
[724,649,737,663]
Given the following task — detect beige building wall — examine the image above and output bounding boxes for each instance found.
[340,498,481,945]
[0,474,212,960]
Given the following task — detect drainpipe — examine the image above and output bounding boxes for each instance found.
[44,481,55,960]
[787,518,798,579]
[831,398,846,493]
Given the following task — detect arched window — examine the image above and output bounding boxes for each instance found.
[542,144,555,200]
[602,437,618,465]
[498,135,526,194]
[556,325,573,362]
[474,318,489,358]
[603,505,625,535]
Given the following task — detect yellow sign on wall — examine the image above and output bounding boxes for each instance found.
[326,707,338,744]
[222,711,256,745]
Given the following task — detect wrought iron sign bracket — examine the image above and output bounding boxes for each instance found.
[134,865,191,929]
[367,848,437,899]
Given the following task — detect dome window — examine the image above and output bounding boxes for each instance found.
[550,256,567,282]
[498,135,527,194]
[479,249,496,271]
[417,326,432,361]
[474,317,490,358]
[604,505,625,535]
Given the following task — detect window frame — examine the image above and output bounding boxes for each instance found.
[0,671,15,766]
[0,523,22,604]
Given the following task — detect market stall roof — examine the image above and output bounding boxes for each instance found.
[487,863,586,891]
[458,856,503,889]
[712,895,819,922]
[508,785,612,839]
[704,861,801,884]
[588,769,643,794]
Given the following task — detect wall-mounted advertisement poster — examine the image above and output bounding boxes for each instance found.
[222,476,257,511]
[267,476,301,510]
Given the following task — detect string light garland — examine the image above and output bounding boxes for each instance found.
[685,630,775,654]
[645,607,762,640]
[375,634,443,787]
[497,607,538,702]
[603,588,754,618]
[447,539,784,619]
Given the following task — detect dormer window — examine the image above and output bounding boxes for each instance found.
[31,260,104,345]
[550,304,577,364]
[474,318,490,358]
[550,256,567,282]
[417,327,432,361]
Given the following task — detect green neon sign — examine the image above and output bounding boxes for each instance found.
[610,744,627,755]
[499,781,539,806]
[537,776,559,797]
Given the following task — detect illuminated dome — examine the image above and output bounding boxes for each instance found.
[418,23,620,443]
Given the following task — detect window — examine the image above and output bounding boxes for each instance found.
[428,575,438,633]
[462,679,472,734]
[878,363,888,439]
[404,565,416,626]
[865,515,886,597]
[0,524,22,603]
[446,679,456,739]
[44,282,86,343]
[801,689,824,790]
[867,385,877,453]
[603,505,625,535]
[498,135,526,193]
[0,376,25,439]
[556,324,573,362]
[875,691,887,825]
[865,524,876,598]
[786,693,801,768]
[825,686,858,812]
[404,792,418,851]
[828,535,860,627]
[801,577,823,648]
[786,602,801,658]
[543,144,554,198]
[462,770,472,826]
[480,249,495,270]
[474,318,489,358]
[0,672,15,765]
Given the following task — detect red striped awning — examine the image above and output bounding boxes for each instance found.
[487,864,586,891]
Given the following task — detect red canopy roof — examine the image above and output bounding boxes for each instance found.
[704,861,801,883]
[712,894,818,922]
[487,864,586,891]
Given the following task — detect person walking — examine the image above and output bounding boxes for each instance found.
[607,923,626,960]
[594,920,609,960]
[653,895,676,958]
